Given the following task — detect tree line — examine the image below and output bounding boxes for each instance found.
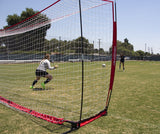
[109,38,152,57]
[0,8,157,57]
[0,8,107,55]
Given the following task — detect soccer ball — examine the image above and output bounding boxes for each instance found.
[54,65,59,68]
[102,64,106,67]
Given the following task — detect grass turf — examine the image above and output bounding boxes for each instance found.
[0,61,160,134]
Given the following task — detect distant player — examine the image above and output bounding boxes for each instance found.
[119,54,125,71]
[30,54,58,89]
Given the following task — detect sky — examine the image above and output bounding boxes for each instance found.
[117,0,160,54]
[0,0,160,54]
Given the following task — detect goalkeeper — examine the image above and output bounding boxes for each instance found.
[30,54,58,89]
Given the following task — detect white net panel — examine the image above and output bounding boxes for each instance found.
[0,0,113,122]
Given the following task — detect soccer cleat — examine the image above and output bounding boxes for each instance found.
[30,86,33,89]
[41,82,45,89]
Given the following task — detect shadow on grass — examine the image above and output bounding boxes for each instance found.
[33,88,54,91]
[21,111,76,134]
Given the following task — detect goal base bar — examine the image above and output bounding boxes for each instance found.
[0,96,108,132]
[0,96,65,125]
[79,109,107,127]
[65,108,107,130]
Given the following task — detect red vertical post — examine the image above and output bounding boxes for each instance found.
[105,0,117,110]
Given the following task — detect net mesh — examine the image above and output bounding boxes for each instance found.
[0,0,113,122]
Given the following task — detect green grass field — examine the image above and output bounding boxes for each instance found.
[0,61,160,134]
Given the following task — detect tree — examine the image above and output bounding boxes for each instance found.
[122,38,134,51]
[72,37,94,54]
[49,38,59,52]
[99,48,105,54]
[21,8,38,21]
[1,8,51,52]
[6,14,21,27]
[109,38,134,56]
[94,48,98,53]
[135,50,145,57]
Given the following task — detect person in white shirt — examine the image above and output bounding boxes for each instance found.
[30,54,58,89]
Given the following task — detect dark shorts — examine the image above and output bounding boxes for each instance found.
[35,69,48,77]
[120,59,124,63]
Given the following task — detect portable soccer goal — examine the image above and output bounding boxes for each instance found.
[0,0,117,131]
